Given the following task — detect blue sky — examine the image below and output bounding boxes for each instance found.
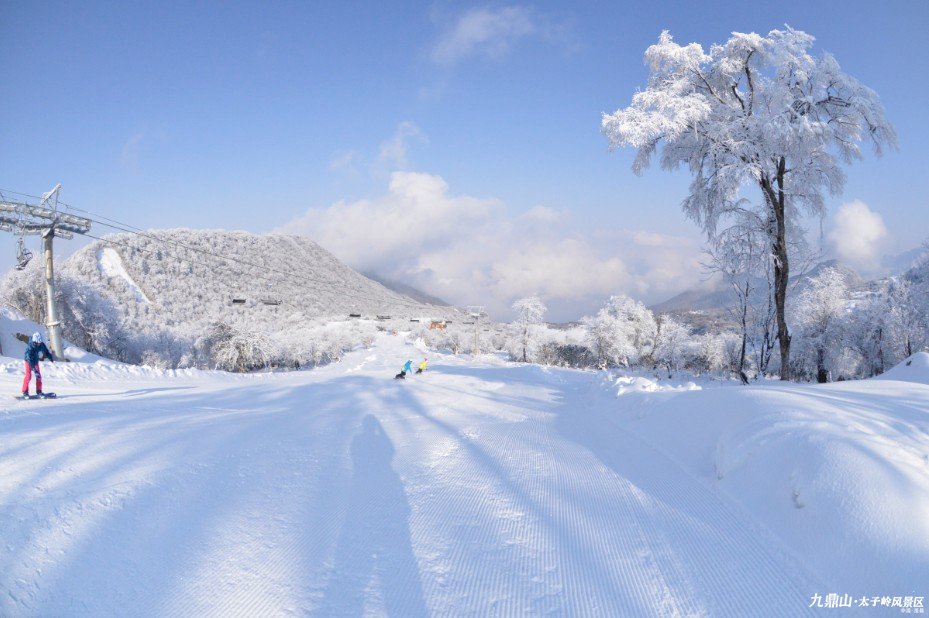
[2,1,927,320]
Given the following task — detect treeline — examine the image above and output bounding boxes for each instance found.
[3,248,925,381]
[501,255,929,382]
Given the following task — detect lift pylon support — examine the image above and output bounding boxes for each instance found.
[0,185,92,359]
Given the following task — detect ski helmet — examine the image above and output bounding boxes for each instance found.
[31,332,42,344]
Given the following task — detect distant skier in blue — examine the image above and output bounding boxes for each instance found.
[395,359,413,380]
[22,332,55,398]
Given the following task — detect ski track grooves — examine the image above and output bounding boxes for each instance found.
[0,351,825,616]
[399,367,818,616]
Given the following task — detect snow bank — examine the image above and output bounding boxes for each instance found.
[614,374,700,396]
[875,351,929,385]
[614,379,929,594]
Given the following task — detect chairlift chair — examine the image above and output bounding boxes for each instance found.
[14,236,32,270]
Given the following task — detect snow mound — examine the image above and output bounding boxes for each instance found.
[875,352,929,385]
[614,375,700,396]
[618,379,929,593]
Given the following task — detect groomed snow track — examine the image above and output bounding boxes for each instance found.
[0,337,888,616]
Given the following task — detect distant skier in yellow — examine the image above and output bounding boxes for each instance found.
[415,358,428,374]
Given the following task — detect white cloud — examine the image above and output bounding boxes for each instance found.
[431,6,572,66]
[828,200,888,271]
[377,121,428,171]
[280,172,701,320]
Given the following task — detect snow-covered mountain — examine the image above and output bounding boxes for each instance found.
[362,271,452,307]
[59,229,460,325]
[1,229,467,368]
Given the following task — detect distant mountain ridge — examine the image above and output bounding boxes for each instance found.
[651,257,896,315]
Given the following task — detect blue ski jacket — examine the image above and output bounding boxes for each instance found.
[402,360,413,373]
[24,342,54,368]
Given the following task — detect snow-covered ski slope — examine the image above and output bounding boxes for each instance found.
[1,337,927,616]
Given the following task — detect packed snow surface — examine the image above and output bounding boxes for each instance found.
[1,335,927,616]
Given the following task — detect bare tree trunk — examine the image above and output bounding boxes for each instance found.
[816,347,828,383]
[738,281,748,374]
[760,157,791,380]
[876,327,885,375]
[522,324,528,362]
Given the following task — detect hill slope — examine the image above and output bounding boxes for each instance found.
[1,229,465,367]
[62,229,459,325]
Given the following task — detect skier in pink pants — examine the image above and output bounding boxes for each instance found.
[22,332,54,398]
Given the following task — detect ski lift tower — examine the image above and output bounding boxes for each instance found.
[466,305,485,356]
[0,185,92,359]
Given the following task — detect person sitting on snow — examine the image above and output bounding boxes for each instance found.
[23,332,54,398]
[416,358,428,374]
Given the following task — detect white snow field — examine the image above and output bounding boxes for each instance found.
[1,335,927,616]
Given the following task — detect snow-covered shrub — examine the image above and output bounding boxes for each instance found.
[199,322,271,372]
[536,342,597,368]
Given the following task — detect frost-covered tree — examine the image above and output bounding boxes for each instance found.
[584,295,657,368]
[510,296,547,362]
[843,295,893,378]
[602,28,896,379]
[198,322,271,372]
[790,267,848,382]
[653,314,691,375]
[1,261,46,324]
[705,213,768,377]
[893,249,929,357]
